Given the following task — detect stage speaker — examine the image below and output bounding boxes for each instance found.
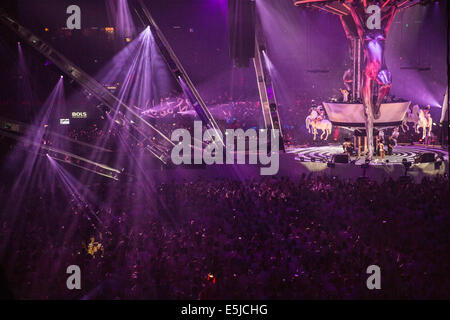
[332,154,349,164]
[228,0,255,68]
[415,152,435,163]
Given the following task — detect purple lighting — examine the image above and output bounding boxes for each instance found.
[106,0,136,39]
[0,0,447,302]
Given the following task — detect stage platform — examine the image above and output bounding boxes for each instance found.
[322,101,410,128]
[287,144,449,165]
[137,144,448,184]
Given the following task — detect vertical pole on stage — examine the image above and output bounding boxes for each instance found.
[364,136,367,154]
[358,136,361,156]
[253,38,272,131]
[253,11,285,151]
[439,86,449,146]
[356,38,361,100]
[252,37,285,151]
[352,37,357,101]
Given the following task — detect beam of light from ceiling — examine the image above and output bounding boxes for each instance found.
[105,0,137,39]
[47,155,103,224]
[1,78,66,223]
[17,42,36,117]
[386,4,444,107]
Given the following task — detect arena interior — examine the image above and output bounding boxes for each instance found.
[0,0,449,301]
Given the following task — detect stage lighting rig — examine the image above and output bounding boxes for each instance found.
[0,10,175,164]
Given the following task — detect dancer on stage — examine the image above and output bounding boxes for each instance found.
[378,139,386,160]
[342,138,355,157]
[387,136,394,156]
[378,129,385,143]
[391,127,400,145]
[316,105,326,121]
[340,88,350,102]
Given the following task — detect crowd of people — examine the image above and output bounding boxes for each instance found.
[67,125,109,145]
[0,173,448,299]
[1,90,448,300]
[1,89,341,149]
[134,91,319,146]
[140,94,263,130]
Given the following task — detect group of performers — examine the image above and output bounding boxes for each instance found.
[342,127,401,160]
[342,138,355,156]
[401,104,434,144]
[375,127,400,160]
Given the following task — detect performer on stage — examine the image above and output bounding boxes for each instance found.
[375,136,381,156]
[340,88,350,102]
[416,105,433,145]
[342,138,355,157]
[378,129,385,142]
[315,106,326,122]
[387,136,394,156]
[378,139,386,160]
[391,127,400,145]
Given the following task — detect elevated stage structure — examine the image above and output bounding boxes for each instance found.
[323,101,411,129]
[293,0,428,158]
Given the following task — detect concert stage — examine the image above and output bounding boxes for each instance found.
[136,144,449,185]
[282,143,449,183]
[288,144,448,165]
[322,101,411,128]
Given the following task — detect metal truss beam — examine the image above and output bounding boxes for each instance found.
[0,129,121,180]
[253,15,285,151]
[294,0,424,12]
[134,0,224,146]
